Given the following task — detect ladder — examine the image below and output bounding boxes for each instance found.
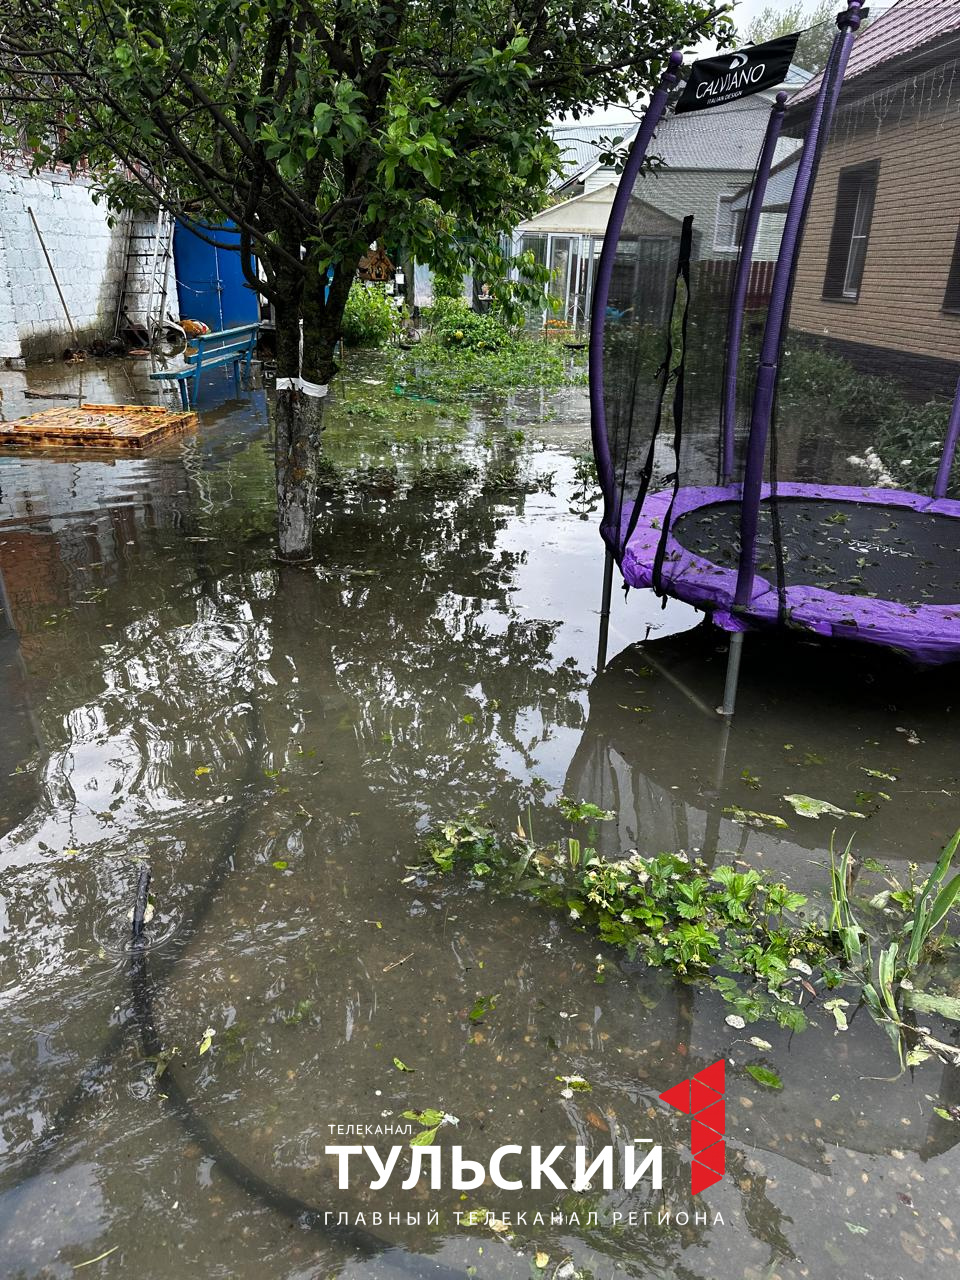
[115,208,176,345]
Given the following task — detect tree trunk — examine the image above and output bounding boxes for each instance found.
[272,257,357,561]
[273,302,325,562]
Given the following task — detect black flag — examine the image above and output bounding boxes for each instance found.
[675,33,802,114]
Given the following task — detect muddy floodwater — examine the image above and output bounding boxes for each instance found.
[1,357,959,1280]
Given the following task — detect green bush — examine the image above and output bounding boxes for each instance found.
[776,340,956,496]
[340,283,398,347]
[429,298,512,351]
[431,268,468,300]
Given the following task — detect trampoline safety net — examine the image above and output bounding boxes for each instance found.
[593,2,960,664]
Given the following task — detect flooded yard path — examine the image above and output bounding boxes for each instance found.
[0,358,958,1279]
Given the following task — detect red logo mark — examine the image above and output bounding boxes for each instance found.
[659,1058,725,1195]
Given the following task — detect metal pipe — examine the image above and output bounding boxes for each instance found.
[720,630,745,717]
[934,373,960,498]
[597,547,615,671]
[588,50,684,530]
[26,206,80,348]
[720,93,788,484]
[733,2,864,609]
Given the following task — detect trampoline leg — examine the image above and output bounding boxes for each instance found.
[597,548,615,672]
[720,631,745,718]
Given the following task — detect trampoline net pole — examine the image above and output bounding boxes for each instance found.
[597,546,615,672]
[589,50,683,549]
[733,2,864,610]
[934,375,960,499]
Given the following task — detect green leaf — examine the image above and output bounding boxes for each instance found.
[403,1107,445,1127]
[903,989,960,1021]
[410,1125,440,1146]
[393,1057,414,1072]
[198,1026,215,1056]
[745,1064,783,1090]
[824,998,849,1031]
[722,806,788,829]
[783,794,864,820]
[924,871,960,934]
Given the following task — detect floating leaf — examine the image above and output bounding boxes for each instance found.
[194,765,211,776]
[534,1254,550,1270]
[198,1026,215,1056]
[272,860,289,870]
[723,806,788,830]
[749,1036,772,1050]
[393,1057,414,1072]
[845,1222,869,1235]
[410,1126,440,1146]
[862,767,896,781]
[403,1108,445,1127]
[784,794,864,820]
[824,998,849,1031]
[468,994,498,1023]
[725,1014,746,1029]
[904,989,960,1021]
[556,1074,591,1092]
[745,1064,783,1090]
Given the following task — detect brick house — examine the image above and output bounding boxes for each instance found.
[786,0,960,394]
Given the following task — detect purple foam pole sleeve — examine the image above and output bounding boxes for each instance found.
[934,374,960,498]
[733,2,864,608]
[589,50,683,523]
[720,93,788,484]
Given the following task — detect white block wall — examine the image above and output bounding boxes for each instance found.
[0,167,127,363]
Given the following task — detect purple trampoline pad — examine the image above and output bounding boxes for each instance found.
[618,484,960,665]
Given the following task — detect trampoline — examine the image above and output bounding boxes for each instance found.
[590,0,960,709]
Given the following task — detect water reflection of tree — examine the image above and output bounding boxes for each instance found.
[0,428,588,1185]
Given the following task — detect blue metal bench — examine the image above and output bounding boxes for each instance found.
[149,322,260,408]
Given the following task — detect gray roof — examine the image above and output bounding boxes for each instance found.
[651,94,797,172]
[551,65,812,190]
[551,121,641,189]
[729,152,800,211]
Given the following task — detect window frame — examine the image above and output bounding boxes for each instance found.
[714,193,745,253]
[822,159,879,303]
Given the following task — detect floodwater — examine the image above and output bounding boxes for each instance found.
[0,356,958,1280]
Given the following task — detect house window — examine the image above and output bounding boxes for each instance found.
[944,224,960,313]
[822,161,879,301]
[714,195,744,252]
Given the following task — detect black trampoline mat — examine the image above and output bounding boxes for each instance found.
[670,498,960,606]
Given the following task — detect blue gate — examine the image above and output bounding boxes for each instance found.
[173,220,260,332]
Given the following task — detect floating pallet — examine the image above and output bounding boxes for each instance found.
[0,403,198,451]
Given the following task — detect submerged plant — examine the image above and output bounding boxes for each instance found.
[422,806,831,1032]
[419,805,960,1061]
[830,829,960,1066]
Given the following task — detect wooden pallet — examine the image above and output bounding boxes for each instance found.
[0,403,198,451]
